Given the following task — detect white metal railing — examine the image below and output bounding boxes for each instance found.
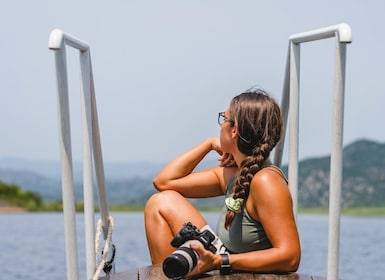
[273,23,352,280]
[48,24,351,280]
[48,29,113,280]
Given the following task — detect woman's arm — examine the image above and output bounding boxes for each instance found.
[153,137,236,198]
[230,168,301,272]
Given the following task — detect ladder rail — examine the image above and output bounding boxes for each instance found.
[273,23,352,280]
[49,28,111,280]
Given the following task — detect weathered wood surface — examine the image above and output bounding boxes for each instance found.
[106,264,326,280]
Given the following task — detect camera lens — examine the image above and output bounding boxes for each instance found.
[162,244,198,279]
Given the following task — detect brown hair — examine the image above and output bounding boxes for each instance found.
[224,87,283,229]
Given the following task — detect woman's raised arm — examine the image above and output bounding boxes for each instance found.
[153,137,235,198]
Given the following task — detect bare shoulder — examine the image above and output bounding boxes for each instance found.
[251,166,287,188]
[248,166,293,221]
[249,166,292,205]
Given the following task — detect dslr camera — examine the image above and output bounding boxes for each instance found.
[162,222,224,279]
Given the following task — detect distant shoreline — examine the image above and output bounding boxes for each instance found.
[107,206,385,216]
[95,206,385,216]
[298,207,385,216]
[1,205,385,216]
[0,206,26,213]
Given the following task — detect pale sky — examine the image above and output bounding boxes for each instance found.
[1,1,384,163]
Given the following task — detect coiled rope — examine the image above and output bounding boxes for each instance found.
[92,216,115,280]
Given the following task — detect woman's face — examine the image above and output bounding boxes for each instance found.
[219,109,235,153]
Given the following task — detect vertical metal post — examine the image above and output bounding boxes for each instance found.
[53,47,79,280]
[90,61,110,238]
[288,41,300,217]
[274,44,290,167]
[79,49,97,279]
[327,39,347,280]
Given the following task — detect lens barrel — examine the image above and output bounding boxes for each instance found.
[162,245,198,279]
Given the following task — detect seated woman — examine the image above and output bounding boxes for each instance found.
[144,87,301,278]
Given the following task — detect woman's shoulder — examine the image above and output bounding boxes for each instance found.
[251,165,288,191]
[249,166,292,213]
[254,164,288,183]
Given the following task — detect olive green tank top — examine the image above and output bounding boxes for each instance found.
[216,166,287,253]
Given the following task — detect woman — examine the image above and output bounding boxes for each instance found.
[144,87,301,278]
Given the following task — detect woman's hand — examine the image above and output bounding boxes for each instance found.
[209,137,237,167]
[185,243,221,278]
[219,152,237,167]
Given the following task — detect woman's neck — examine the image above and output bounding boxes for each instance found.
[234,155,272,169]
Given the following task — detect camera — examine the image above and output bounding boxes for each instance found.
[162,222,224,279]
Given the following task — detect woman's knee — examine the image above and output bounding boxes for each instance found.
[145,190,183,213]
[145,190,207,234]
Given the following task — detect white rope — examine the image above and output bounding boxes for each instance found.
[92,216,114,280]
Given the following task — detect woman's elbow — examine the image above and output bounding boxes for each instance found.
[285,249,301,272]
[274,246,301,272]
[288,254,300,272]
[152,176,167,192]
[152,177,161,191]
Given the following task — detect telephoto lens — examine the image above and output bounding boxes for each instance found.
[162,240,201,279]
[163,222,226,279]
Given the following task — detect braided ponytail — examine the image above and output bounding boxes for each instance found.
[224,88,282,229]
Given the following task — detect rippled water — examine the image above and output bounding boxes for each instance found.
[1,212,384,279]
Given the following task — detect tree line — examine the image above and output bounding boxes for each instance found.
[0,180,74,211]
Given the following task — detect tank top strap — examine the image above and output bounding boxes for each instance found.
[225,175,237,196]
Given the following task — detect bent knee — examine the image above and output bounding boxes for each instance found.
[145,190,183,212]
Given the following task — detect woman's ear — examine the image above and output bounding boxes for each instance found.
[231,125,238,140]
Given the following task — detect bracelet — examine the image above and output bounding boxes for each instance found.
[219,253,232,275]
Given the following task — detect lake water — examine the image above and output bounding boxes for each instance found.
[1,212,384,280]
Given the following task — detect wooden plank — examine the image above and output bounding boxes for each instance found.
[105,264,326,280]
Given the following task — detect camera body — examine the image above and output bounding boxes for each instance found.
[170,222,217,253]
[162,222,223,279]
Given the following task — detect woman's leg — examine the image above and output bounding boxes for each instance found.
[144,190,208,264]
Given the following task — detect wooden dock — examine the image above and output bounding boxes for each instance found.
[105,264,326,280]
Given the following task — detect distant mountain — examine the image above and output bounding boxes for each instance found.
[0,158,165,180]
[295,139,385,207]
[1,139,384,208]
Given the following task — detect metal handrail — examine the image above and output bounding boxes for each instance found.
[48,24,352,280]
[48,28,111,280]
[273,23,352,280]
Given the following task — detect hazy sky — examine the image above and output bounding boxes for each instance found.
[1,1,384,163]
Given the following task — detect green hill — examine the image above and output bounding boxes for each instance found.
[0,181,43,211]
[293,139,385,208]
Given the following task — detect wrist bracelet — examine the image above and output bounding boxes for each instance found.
[219,253,232,275]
